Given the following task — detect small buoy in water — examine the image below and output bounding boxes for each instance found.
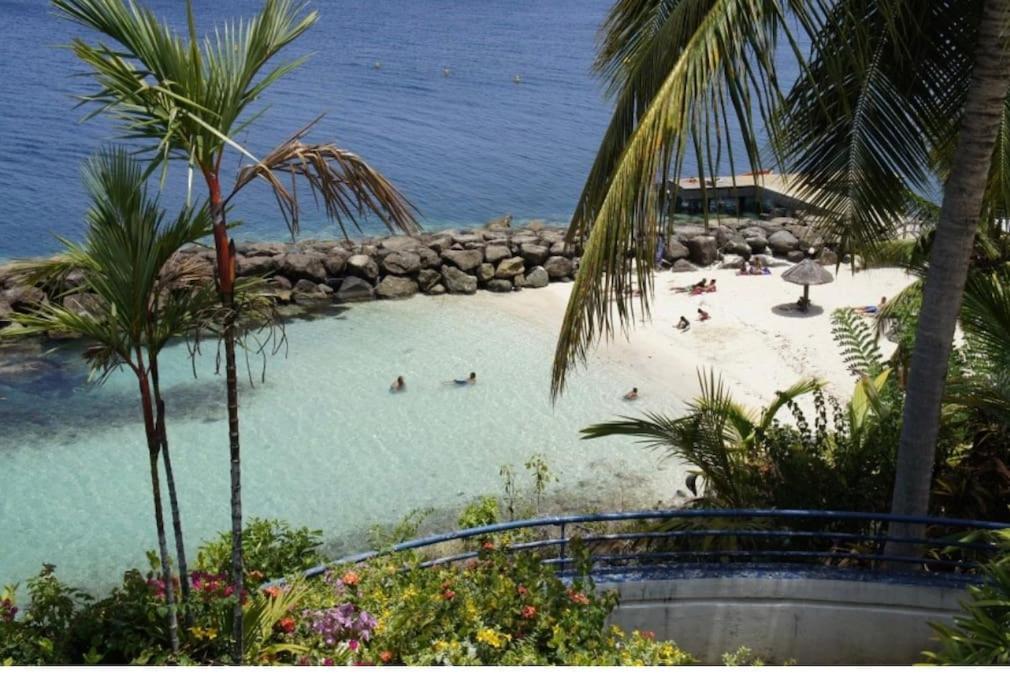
[443,66,451,77]
[372,61,382,70]
[513,73,522,83]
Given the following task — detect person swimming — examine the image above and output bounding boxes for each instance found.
[390,375,406,393]
[623,387,639,400]
[447,371,477,386]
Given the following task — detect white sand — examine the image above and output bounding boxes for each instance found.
[485,266,917,415]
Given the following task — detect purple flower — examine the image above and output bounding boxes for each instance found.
[302,602,377,648]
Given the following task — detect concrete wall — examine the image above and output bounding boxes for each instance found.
[598,567,968,665]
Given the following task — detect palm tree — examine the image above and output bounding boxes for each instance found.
[52,0,421,658]
[3,149,216,653]
[550,0,1010,543]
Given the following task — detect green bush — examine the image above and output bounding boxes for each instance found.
[457,496,500,530]
[196,518,324,585]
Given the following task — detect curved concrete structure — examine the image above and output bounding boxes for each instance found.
[597,565,969,665]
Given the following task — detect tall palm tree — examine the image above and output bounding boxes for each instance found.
[550,0,1010,543]
[4,149,216,653]
[52,0,421,658]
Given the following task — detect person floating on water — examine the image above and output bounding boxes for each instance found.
[446,371,477,386]
[390,375,406,393]
[623,387,639,401]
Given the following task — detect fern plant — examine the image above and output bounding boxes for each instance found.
[831,308,884,377]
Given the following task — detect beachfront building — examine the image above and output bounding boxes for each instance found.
[667,171,818,217]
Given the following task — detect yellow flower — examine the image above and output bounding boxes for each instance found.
[188,626,218,641]
[401,586,418,601]
[476,628,510,649]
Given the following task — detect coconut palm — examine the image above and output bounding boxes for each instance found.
[3,149,217,653]
[550,0,1010,545]
[52,0,421,658]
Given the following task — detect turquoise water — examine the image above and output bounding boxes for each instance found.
[0,296,683,591]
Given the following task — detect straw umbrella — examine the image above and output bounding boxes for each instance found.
[781,257,834,311]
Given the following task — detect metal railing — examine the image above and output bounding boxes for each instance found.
[287,509,1009,586]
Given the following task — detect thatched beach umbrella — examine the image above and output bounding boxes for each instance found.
[781,257,834,311]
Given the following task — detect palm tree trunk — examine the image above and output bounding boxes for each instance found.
[149,354,191,619]
[886,0,1010,555]
[204,168,244,663]
[135,357,180,654]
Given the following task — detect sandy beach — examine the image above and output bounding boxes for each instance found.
[488,266,918,413]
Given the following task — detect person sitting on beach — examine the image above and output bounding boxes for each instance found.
[676,316,691,331]
[704,279,717,293]
[697,307,711,322]
[447,371,477,386]
[689,278,709,295]
[739,261,749,275]
[390,375,406,393]
[623,387,639,401]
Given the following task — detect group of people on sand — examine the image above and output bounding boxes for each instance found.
[738,258,771,276]
[670,278,715,330]
[389,372,477,393]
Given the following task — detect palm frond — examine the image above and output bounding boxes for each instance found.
[831,307,884,376]
[229,120,421,239]
[552,0,805,398]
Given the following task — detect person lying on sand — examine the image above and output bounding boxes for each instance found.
[854,296,888,316]
[623,387,639,401]
[676,316,691,331]
[704,279,717,293]
[673,278,707,294]
[390,375,406,393]
[697,307,711,322]
[445,371,477,386]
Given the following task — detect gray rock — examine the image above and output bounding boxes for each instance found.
[335,276,374,302]
[376,275,420,299]
[740,226,768,240]
[484,213,513,229]
[346,254,379,281]
[721,255,746,269]
[818,249,839,266]
[664,240,690,262]
[380,235,422,252]
[549,240,576,257]
[486,279,514,293]
[0,297,13,321]
[538,230,565,245]
[453,232,485,247]
[477,263,495,283]
[484,244,512,264]
[513,273,526,288]
[711,225,736,247]
[687,235,719,266]
[240,241,287,257]
[524,266,549,288]
[673,224,707,241]
[382,250,422,276]
[441,248,483,272]
[271,275,293,290]
[745,236,769,254]
[426,234,455,253]
[323,251,349,277]
[544,256,574,280]
[723,239,752,258]
[786,250,807,263]
[236,255,275,277]
[495,256,525,278]
[769,229,799,255]
[277,252,327,282]
[671,259,698,272]
[510,234,539,247]
[521,243,550,266]
[417,269,440,292]
[63,293,102,317]
[415,247,441,269]
[5,285,47,312]
[428,283,447,295]
[292,281,332,304]
[441,265,478,294]
[293,278,320,293]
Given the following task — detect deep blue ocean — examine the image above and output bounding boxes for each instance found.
[0,0,623,259]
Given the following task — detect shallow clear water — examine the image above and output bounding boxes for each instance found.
[0,296,683,591]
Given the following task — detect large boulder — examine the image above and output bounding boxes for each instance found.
[520,243,549,266]
[664,240,690,262]
[236,255,275,277]
[417,269,440,292]
[495,256,525,279]
[426,234,455,253]
[687,235,718,266]
[239,241,287,257]
[415,246,441,269]
[382,250,421,276]
[441,248,483,272]
[745,236,769,254]
[346,254,379,281]
[292,279,332,304]
[484,244,512,264]
[769,229,799,255]
[549,240,576,257]
[477,263,495,283]
[323,250,350,277]
[380,235,422,252]
[486,279,513,293]
[740,226,768,240]
[63,292,102,318]
[544,256,574,280]
[723,239,752,258]
[711,225,736,248]
[523,266,549,288]
[277,252,327,282]
[428,283,447,295]
[671,259,698,272]
[721,254,746,270]
[335,275,374,302]
[786,250,807,263]
[376,275,419,299]
[441,265,477,294]
[673,224,707,241]
[453,232,485,247]
[5,286,47,313]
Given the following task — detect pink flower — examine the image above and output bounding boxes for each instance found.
[348,639,360,651]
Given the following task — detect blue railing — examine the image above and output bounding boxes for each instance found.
[285,509,1009,586]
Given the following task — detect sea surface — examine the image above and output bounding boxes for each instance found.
[0,0,617,259]
[0,296,683,590]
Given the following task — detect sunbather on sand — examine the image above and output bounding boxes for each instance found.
[854,296,887,316]
[697,307,711,322]
[676,316,691,331]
